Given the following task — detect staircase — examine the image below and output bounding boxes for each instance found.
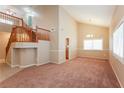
[0,11,50,58]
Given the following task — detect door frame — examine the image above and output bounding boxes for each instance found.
[65,38,69,60]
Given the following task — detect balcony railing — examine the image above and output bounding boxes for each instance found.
[0,11,23,26]
[36,26,50,41]
[0,11,51,57]
[6,26,38,56]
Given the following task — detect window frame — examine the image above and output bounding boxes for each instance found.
[0,18,13,25]
[112,21,124,64]
[83,39,103,51]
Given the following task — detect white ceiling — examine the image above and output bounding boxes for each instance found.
[62,5,116,27]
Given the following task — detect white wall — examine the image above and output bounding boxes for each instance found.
[9,41,50,68]
[109,6,124,87]
[43,6,59,64]
[37,40,50,65]
[13,48,37,67]
[58,6,78,64]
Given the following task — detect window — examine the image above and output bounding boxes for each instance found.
[84,39,103,50]
[0,9,15,25]
[113,22,124,61]
[86,34,94,38]
[27,15,32,26]
[0,18,13,25]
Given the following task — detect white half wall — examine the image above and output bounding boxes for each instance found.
[7,41,50,68]
[37,40,50,65]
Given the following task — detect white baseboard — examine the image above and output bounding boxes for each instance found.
[109,62,123,88]
[58,60,66,64]
[50,60,59,64]
[6,61,19,68]
[37,61,50,66]
[20,64,36,68]
[57,57,77,64]
[78,56,109,61]
[9,62,51,68]
[0,59,5,63]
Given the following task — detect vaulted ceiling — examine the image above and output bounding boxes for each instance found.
[0,5,116,27]
[62,5,116,27]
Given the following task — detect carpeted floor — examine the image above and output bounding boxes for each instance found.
[0,58,120,88]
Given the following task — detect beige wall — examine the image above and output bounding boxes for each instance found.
[58,6,77,63]
[109,6,124,87]
[77,23,109,60]
[0,32,10,62]
[43,6,59,64]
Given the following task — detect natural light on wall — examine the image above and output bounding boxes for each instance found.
[113,22,124,63]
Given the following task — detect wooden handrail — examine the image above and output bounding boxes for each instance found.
[36,26,50,41]
[1,11,38,57]
[6,25,51,57]
[6,26,38,57]
[36,26,51,32]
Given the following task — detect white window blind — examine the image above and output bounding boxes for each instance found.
[84,39,103,50]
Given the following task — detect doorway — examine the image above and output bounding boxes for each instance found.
[65,38,69,60]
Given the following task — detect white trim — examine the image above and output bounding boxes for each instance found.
[11,42,38,49]
[19,64,36,68]
[9,64,19,68]
[9,62,52,68]
[4,62,17,68]
[78,48,109,51]
[6,60,18,68]
[0,59,5,63]
[109,62,123,88]
[78,56,108,61]
[37,61,50,66]
[50,50,65,52]
[58,60,66,64]
[6,63,36,68]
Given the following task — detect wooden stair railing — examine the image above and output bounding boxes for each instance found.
[6,26,38,56]
[0,11,51,57]
[36,26,50,41]
[0,11,37,56]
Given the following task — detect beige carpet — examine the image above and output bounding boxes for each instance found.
[0,58,120,88]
